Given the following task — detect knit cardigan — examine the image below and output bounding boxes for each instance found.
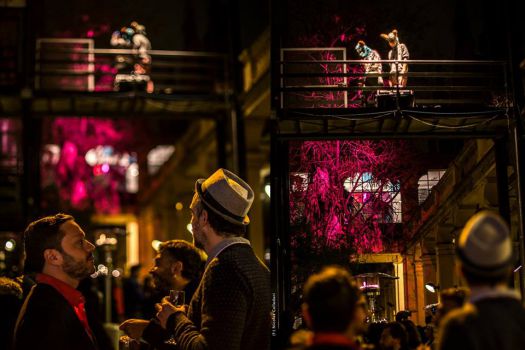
[168,243,271,350]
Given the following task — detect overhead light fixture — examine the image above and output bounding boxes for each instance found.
[425,282,440,293]
[5,239,15,252]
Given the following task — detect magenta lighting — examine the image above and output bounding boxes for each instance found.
[289,140,422,254]
[42,117,138,214]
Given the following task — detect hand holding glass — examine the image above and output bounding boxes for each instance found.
[164,290,185,346]
[169,290,185,306]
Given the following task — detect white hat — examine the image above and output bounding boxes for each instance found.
[457,211,513,277]
[195,168,254,226]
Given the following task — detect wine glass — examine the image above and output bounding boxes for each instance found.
[164,290,185,345]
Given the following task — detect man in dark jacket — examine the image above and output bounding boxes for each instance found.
[155,168,271,350]
[13,213,100,350]
[119,240,205,349]
[301,266,367,350]
[438,211,525,350]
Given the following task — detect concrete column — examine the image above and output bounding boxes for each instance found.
[436,242,458,289]
[404,245,426,325]
[421,252,438,305]
[413,244,426,325]
[403,252,417,315]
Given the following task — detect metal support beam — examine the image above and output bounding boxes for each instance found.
[495,137,511,223]
[216,114,227,168]
[512,126,525,301]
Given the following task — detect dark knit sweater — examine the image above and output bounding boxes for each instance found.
[438,297,525,350]
[168,243,271,350]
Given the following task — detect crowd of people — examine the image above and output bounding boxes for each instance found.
[1,168,524,350]
[3,168,271,350]
[288,210,525,350]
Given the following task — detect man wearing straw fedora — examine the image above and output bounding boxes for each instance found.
[156,169,271,350]
[438,211,525,350]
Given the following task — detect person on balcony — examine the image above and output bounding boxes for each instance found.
[111,22,153,93]
[110,27,135,74]
[380,30,409,88]
[355,40,383,106]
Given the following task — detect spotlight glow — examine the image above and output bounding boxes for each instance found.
[5,240,15,252]
[265,184,271,197]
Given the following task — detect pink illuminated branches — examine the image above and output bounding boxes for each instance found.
[289,140,421,255]
[291,17,368,108]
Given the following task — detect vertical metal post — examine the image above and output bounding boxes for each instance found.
[226,0,246,179]
[104,246,113,323]
[512,127,525,301]
[216,115,227,168]
[21,0,40,223]
[495,137,510,223]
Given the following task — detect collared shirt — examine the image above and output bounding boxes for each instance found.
[205,236,250,268]
[36,273,94,341]
[469,285,521,303]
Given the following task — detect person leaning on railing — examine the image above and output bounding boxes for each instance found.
[381,29,409,88]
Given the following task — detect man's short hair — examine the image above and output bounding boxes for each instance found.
[303,266,361,333]
[198,200,246,237]
[159,240,205,282]
[23,214,74,274]
[385,322,408,348]
[440,287,469,307]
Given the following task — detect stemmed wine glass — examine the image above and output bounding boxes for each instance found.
[164,290,185,346]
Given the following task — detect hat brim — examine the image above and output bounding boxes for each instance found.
[195,179,250,226]
[457,247,513,278]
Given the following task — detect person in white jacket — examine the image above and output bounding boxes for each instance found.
[355,40,383,105]
[381,29,409,87]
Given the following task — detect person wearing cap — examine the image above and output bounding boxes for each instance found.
[355,40,383,106]
[380,29,409,88]
[155,169,271,350]
[438,211,525,350]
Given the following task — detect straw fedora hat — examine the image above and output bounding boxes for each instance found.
[457,211,513,277]
[195,168,254,226]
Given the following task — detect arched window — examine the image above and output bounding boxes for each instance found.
[418,170,446,204]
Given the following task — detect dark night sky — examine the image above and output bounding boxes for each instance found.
[33,0,269,52]
[31,0,524,61]
[280,0,523,61]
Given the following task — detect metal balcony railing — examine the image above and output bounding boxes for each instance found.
[35,38,230,96]
[280,47,510,109]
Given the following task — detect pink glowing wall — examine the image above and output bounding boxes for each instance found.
[41,117,137,214]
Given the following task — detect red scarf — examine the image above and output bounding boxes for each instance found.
[312,333,360,349]
[36,273,94,341]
